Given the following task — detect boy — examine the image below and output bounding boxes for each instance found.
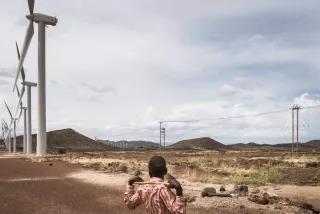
[124,156,187,214]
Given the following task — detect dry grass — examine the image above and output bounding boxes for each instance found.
[38,150,320,186]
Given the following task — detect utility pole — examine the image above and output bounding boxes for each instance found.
[296,105,302,151]
[159,121,162,149]
[291,104,302,154]
[161,127,166,147]
[291,106,295,157]
[163,128,166,147]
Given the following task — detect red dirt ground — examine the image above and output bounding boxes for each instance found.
[0,153,217,214]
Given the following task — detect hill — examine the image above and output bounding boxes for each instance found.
[304,140,320,148]
[228,141,320,151]
[1,128,113,152]
[227,142,268,150]
[169,137,226,150]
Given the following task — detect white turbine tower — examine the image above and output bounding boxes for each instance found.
[13,0,58,156]
[21,106,27,153]
[24,81,37,154]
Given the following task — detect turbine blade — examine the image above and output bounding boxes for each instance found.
[18,109,23,124]
[15,42,26,83]
[16,85,21,97]
[4,101,13,119]
[28,0,34,15]
[2,120,8,128]
[13,21,34,91]
[14,87,25,118]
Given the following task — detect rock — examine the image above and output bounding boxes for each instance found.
[292,201,313,210]
[201,187,216,197]
[274,205,282,210]
[268,193,280,204]
[220,185,226,192]
[239,185,249,193]
[187,196,197,203]
[305,162,320,168]
[134,170,142,176]
[248,192,270,205]
[49,163,53,166]
[56,147,67,154]
[251,188,260,194]
[232,185,249,196]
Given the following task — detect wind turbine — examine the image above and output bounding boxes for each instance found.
[13,0,58,156]
[4,101,16,153]
[1,121,8,148]
[2,120,9,150]
[16,42,36,154]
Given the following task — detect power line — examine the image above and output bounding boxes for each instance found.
[302,104,320,109]
[160,104,320,124]
[161,108,290,124]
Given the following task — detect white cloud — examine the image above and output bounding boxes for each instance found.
[294,93,320,107]
[219,84,238,96]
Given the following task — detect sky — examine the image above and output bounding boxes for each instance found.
[0,0,320,144]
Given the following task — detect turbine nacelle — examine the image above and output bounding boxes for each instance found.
[22,81,37,87]
[26,13,58,26]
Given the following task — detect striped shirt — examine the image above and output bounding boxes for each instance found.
[124,177,187,214]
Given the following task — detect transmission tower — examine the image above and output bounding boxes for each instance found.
[159,122,162,149]
[161,127,166,147]
[291,104,302,155]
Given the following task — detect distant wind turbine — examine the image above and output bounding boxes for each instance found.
[4,101,16,153]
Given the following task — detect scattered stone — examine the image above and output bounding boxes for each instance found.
[187,196,197,203]
[239,185,249,193]
[251,188,260,194]
[212,193,232,197]
[56,147,67,154]
[220,185,226,192]
[201,187,216,197]
[232,185,249,196]
[274,205,282,210]
[248,192,270,205]
[305,162,320,168]
[268,193,280,204]
[134,170,142,176]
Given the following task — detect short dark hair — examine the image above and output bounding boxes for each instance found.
[148,156,167,178]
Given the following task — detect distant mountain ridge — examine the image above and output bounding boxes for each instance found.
[99,140,159,149]
[0,128,113,152]
[169,137,226,150]
[304,140,320,148]
[1,129,319,152]
[169,137,320,151]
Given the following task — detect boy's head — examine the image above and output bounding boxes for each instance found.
[148,156,167,178]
